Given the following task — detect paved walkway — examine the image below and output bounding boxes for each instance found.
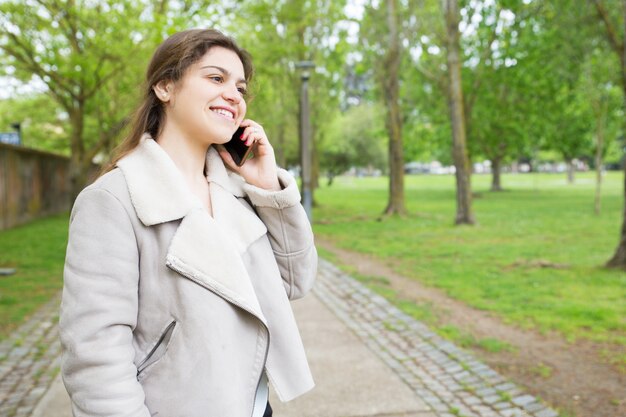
[313,260,558,417]
[1,260,559,417]
[0,294,62,417]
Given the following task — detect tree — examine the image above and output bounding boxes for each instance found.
[530,2,600,185]
[581,59,622,214]
[0,93,69,153]
[357,0,408,216]
[0,0,222,200]
[1,1,141,198]
[463,1,550,191]
[319,103,387,185]
[381,0,406,215]
[444,0,474,224]
[232,0,349,202]
[549,82,595,184]
[591,0,626,267]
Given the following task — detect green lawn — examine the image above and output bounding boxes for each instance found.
[313,172,626,350]
[0,213,69,339]
[1,171,625,355]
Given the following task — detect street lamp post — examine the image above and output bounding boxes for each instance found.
[10,122,21,145]
[295,61,315,223]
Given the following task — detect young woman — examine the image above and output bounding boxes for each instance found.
[60,28,316,417]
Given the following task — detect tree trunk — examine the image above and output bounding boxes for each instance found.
[491,157,503,192]
[594,96,607,215]
[606,163,626,267]
[69,106,87,203]
[382,0,406,216]
[606,0,626,268]
[594,139,604,216]
[445,0,474,225]
[566,159,575,184]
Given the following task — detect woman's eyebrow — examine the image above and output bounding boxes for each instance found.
[200,65,247,85]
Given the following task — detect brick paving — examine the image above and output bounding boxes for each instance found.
[0,294,62,417]
[314,259,560,417]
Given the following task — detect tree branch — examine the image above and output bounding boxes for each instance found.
[415,62,447,93]
[465,23,498,120]
[0,39,76,111]
[65,0,83,54]
[31,0,83,53]
[592,0,624,61]
[83,49,135,100]
[84,116,130,164]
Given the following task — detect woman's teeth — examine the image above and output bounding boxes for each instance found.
[212,108,234,119]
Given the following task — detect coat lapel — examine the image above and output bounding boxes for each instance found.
[210,184,267,254]
[165,207,266,323]
[116,135,268,321]
[116,135,199,225]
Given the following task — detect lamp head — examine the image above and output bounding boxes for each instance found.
[295,61,315,81]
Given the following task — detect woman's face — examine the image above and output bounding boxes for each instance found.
[163,46,248,145]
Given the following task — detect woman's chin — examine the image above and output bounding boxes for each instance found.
[202,129,234,146]
[214,135,234,145]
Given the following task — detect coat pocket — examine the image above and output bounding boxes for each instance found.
[137,319,177,378]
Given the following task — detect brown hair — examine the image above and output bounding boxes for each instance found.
[100,28,254,175]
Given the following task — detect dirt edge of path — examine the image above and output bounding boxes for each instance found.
[316,237,626,417]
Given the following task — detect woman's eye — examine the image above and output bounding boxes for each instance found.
[237,87,248,95]
[209,75,223,82]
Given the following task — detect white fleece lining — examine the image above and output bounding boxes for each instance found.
[117,135,199,226]
[244,169,301,209]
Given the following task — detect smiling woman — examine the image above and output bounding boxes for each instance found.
[59,29,317,417]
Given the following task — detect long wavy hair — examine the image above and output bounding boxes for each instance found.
[100,28,254,175]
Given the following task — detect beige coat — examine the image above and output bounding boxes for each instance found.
[60,137,316,417]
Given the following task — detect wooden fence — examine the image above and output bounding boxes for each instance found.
[0,143,76,230]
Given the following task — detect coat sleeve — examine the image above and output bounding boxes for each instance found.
[243,169,317,300]
[59,187,151,417]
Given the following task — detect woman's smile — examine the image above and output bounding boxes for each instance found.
[209,106,237,121]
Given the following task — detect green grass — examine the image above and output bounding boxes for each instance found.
[530,362,553,378]
[0,213,69,339]
[313,172,626,353]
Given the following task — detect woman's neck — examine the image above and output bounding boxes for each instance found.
[156,125,209,184]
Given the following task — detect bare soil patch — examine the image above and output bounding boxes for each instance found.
[316,237,626,417]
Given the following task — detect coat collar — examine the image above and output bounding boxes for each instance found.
[117,134,268,321]
[116,134,248,226]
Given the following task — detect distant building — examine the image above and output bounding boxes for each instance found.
[404,161,456,175]
[0,132,20,146]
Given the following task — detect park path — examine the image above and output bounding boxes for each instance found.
[0,294,62,417]
[1,260,560,417]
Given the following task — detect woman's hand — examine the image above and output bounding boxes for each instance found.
[217,119,281,191]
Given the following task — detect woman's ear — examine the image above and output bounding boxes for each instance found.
[153,80,173,103]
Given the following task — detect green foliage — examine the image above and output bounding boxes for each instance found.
[0,214,68,339]
[0,94,69,154]
[314,172,626,351]
[0,0,625,215]
[230,0,349,168]
[1,1,156,152]
[318,103,387,181]
[0,0,228,161]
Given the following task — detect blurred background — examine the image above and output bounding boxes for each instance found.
[0,1,625,417]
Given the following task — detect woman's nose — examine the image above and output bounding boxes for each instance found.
[222,84,241,103]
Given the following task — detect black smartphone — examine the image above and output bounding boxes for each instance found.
[224,126,254,167]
